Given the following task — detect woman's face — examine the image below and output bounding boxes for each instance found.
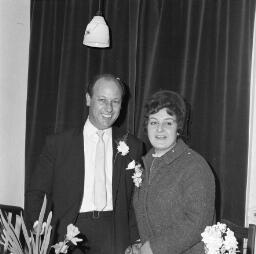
[147,107,178,156]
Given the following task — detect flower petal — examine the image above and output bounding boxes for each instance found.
[126,160,136,170]
[66,224,80,240]
[117,141,129,156]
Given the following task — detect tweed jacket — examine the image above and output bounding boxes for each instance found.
[25,125,144,254]
[133,139,215,254]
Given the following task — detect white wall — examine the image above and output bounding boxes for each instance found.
[246,9,256,226]
[246,8,256,254]
[0,0,30,207]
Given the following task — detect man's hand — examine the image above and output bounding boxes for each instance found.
[140,241,153,254]
[124,242,142,254]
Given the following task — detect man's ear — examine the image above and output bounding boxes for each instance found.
[86,93,91,106]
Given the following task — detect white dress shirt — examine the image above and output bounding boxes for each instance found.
[79,119,113,212]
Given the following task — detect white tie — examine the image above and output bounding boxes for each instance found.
[94,130,107,211]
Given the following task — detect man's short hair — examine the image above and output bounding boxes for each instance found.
[87,74,125,98]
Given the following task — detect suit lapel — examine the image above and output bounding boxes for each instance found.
[112,127,124,210]
[72,128,85,201]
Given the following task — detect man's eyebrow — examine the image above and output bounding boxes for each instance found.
[96,96,121,100]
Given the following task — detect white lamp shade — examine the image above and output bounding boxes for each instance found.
[83,16,110,48]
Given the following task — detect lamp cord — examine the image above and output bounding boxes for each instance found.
[96,0,103,16]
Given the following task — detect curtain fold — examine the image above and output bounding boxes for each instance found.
[26,0,255,225]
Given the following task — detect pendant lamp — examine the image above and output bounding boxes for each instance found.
[83,0,110,48]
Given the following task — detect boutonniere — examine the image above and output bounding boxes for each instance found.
[117,140,129,156]
[126,160,143,187]
[115,133,143,187]
[116,133,129,156]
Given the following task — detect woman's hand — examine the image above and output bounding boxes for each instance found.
[140,241,153,254]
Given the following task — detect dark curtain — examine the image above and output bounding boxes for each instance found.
[26,0,255,225]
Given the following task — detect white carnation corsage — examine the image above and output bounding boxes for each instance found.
[126,160,143,187]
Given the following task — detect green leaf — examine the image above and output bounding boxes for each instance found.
[0,210,23,254]
[36,196,47,254]
[20,213,32,254]
[40,211,52,254]
[14,215,22,239]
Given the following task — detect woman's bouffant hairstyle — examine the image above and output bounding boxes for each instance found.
[144,90,186,133]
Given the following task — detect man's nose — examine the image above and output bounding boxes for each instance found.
[105,101,113,112]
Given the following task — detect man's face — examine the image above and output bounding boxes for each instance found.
[86,78,122,130]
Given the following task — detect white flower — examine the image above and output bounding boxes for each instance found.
[52,241,69,254]
[117,141,129,156]
[201,223,238,254]
[0,195,84,254]
[126,160,143,187]
[217,222,227,233]
[33,221,47,235]
[132,176,142,187]
[133,169,142,179]
[70,236,83,246]
[66,224,82,245]
[126,160,136,169]
[135,163,142,173]
[132,163,143,187]
[223,229,238,253]
[66,224,80,240]
[52,224,82,253]
[202,226,223,252]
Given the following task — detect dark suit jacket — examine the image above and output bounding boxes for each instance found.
[25,126,144,254]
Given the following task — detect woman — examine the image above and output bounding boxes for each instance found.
[133,90,215,254]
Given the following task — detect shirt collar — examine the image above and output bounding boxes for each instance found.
[143,139,188,166]
[84,118,112,138]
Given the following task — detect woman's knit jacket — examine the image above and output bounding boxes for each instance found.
[133,139,215,254]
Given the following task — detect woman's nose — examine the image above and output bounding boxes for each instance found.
[156,123,164,131]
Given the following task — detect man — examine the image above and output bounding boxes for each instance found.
[25,74,144,254]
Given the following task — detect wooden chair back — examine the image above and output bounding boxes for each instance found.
[221,219,256,254]
[0,204,24,253]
